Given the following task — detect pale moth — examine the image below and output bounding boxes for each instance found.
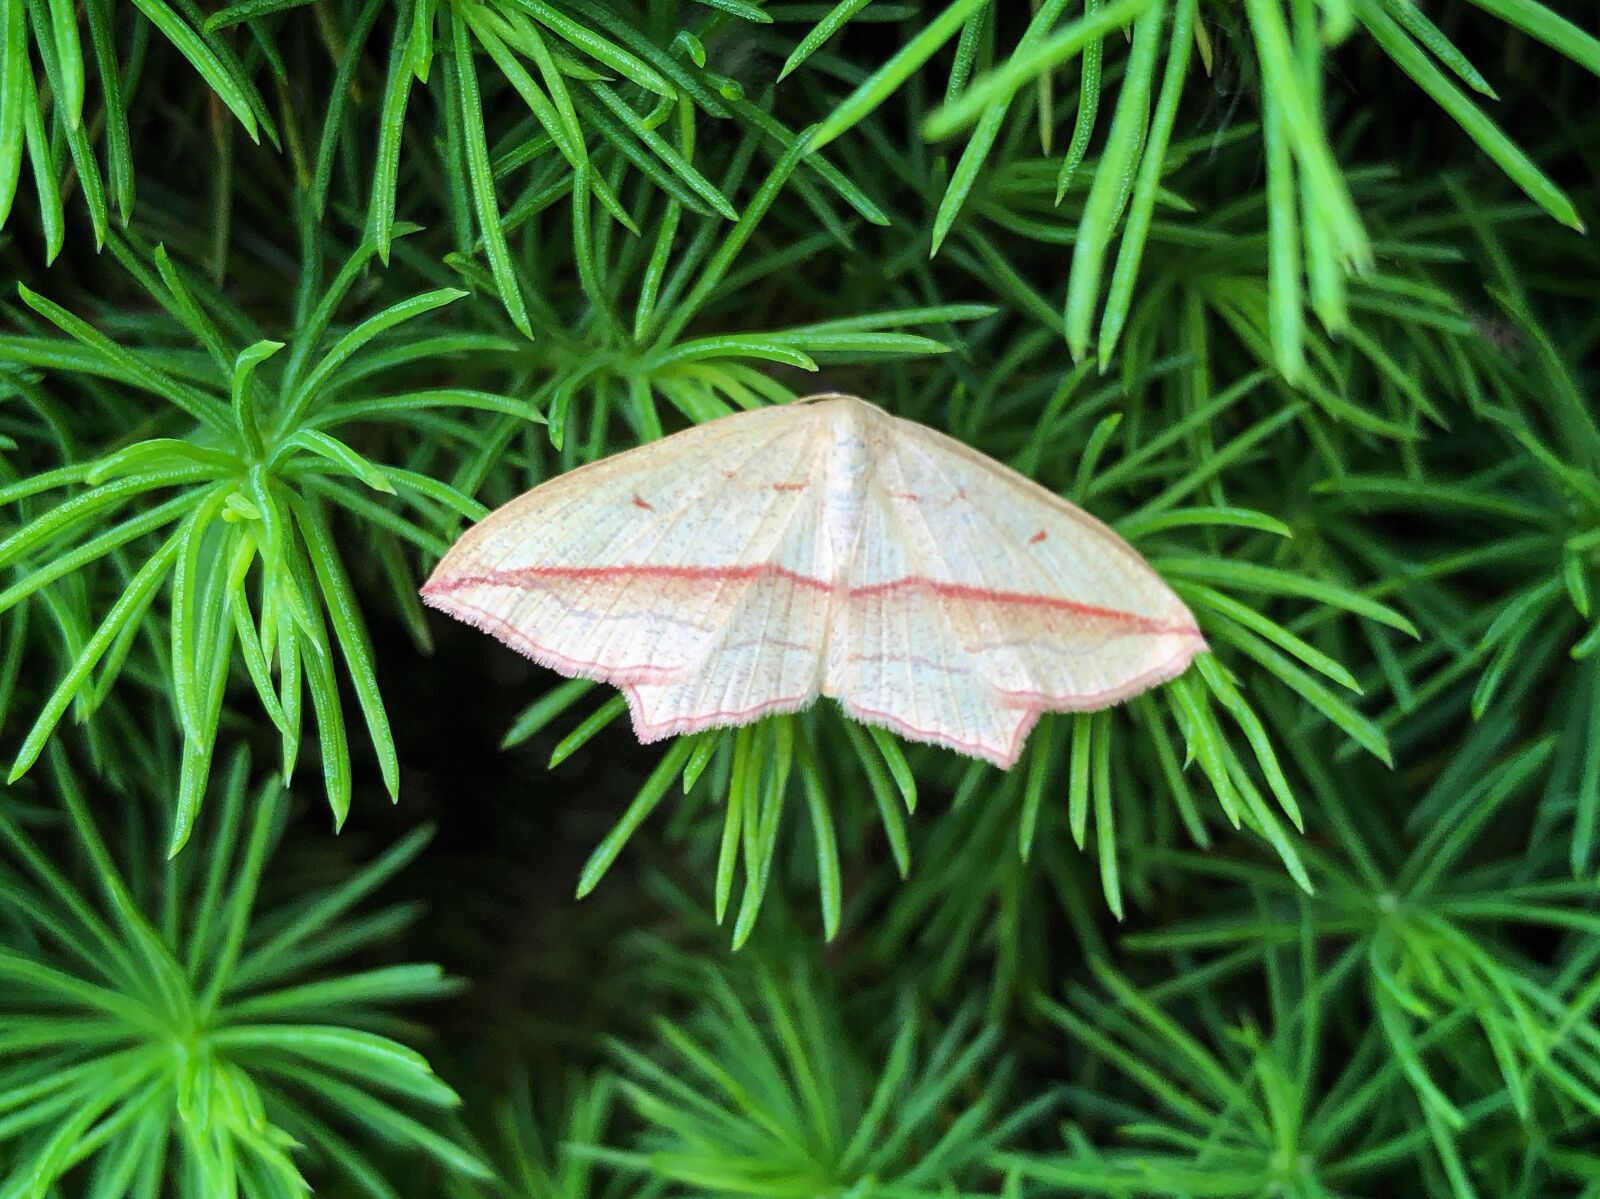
[422,394,1206,768]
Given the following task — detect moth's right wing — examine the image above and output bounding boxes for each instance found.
[422,405,834,693]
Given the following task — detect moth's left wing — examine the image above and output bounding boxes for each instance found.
[828,415,1204,767]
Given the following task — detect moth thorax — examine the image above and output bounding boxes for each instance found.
[819,402,872,584]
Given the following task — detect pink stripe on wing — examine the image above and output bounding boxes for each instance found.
[423,563,1190,633]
